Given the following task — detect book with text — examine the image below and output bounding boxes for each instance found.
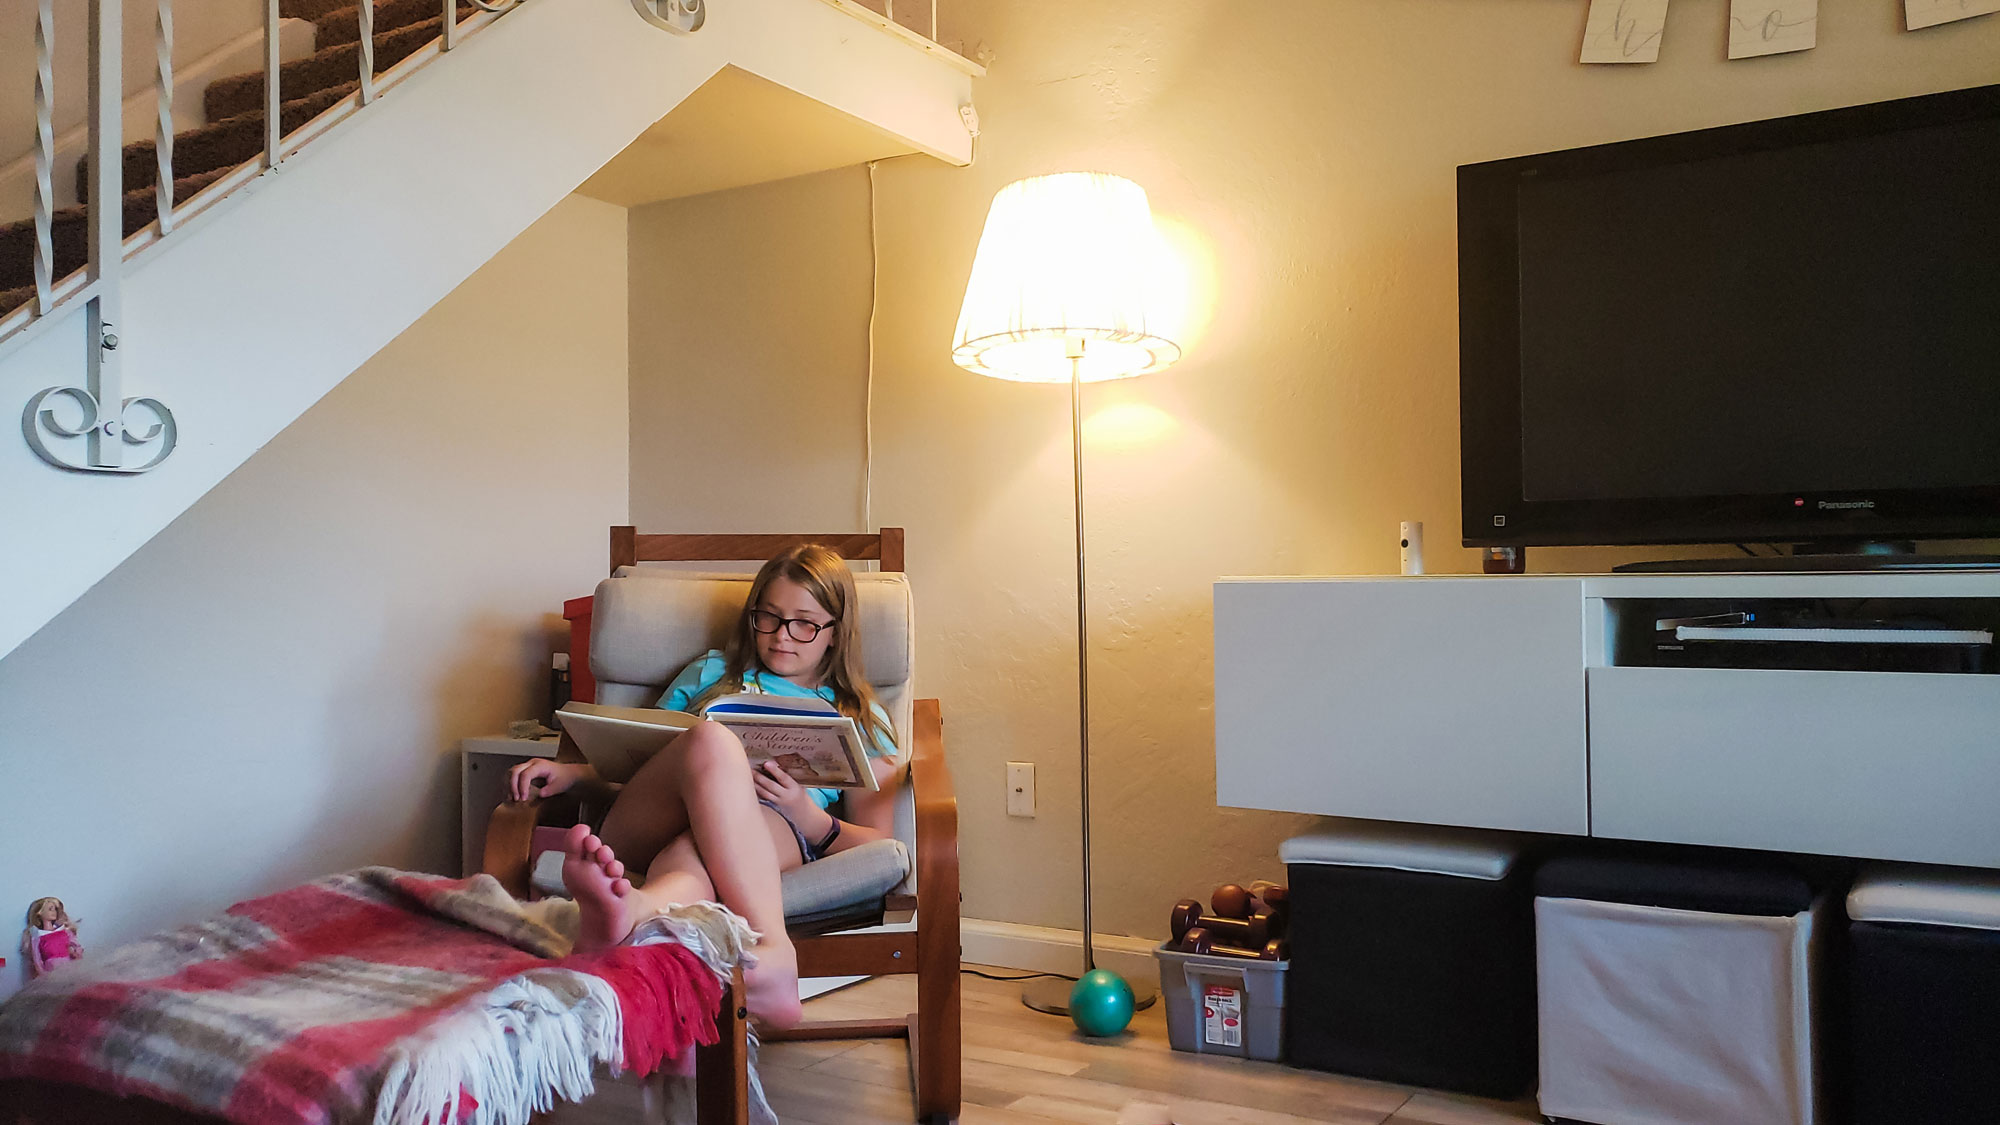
[554,696,880,791]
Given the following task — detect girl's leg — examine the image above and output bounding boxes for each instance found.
[563,721,806,1027]
[594,725,705,871]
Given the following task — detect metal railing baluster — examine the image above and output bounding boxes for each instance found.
[32,0,54,315]
[155,0,175,234]
[444,0,458,50]
[265,0,280,169]
[87,0,126,470]
[359,0,375,105]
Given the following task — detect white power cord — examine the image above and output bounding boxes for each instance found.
[863,159,879,533]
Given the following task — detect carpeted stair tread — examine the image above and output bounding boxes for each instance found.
[205,15,447,123]
[0,284,34,319]
[314,0,482,49]
[80,81,360,200]
[280,0,364,21]
[0,167,229,294]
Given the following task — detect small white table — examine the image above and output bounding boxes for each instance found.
[460,735,559,876]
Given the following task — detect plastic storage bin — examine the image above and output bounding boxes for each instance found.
[1155,943,1287,1061]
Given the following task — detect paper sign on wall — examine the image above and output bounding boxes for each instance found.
[1581,0,1672,63]
[1904,0,2000,29]
[1728,0,1818,58]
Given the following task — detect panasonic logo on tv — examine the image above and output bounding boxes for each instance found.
[1817,499,1876,511]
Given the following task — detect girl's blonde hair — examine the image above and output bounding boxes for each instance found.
[691,544,897,754]
[25,897,70,930]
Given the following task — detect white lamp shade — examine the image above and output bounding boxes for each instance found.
[952,172,1183,383]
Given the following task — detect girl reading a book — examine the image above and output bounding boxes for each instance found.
[507,544,901,1028]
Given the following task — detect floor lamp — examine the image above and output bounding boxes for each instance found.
[951,172,1183,1016]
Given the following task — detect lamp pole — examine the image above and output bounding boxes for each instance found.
[1021,342,1158,1015]
[1070,346,1096,974]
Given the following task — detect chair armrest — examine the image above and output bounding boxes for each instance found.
[484,798,544,899]
[909,699,959,912]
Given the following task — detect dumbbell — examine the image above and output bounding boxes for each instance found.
[1197,912,1271,948]
[1184,932,1288,961]
[1169,899,1204,943]
[1247,883,1290,938]
[1211,884,1253,919]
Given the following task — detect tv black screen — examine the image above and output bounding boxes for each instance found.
[1459,84,2000,548]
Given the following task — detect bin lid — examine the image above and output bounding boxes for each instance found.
[1848,865,2000,932]
[1535,855,1813,917]
[1280,823,1518,881]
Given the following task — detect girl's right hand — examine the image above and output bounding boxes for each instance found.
[508,759,582,802]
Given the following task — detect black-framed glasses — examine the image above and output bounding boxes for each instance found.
[748,608,836,643]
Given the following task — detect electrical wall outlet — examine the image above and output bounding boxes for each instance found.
[1007,761,1035,817]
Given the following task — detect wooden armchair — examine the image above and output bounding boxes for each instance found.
[484,528,961,1125]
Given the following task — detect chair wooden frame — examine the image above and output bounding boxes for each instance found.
[486,527,961,1125]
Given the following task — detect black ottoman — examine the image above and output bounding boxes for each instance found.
[1846,865,2000,1125]
[1281,826,1533,1097]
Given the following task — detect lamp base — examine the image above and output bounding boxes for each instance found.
[1021,974,1159,1016]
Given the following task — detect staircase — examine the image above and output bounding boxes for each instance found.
[0,0,498,320]
[0,0,977,661]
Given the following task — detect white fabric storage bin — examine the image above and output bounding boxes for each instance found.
[1536,894,1819,1125]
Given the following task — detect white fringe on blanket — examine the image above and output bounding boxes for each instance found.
[372,899,774,1125]
[372,969,621,1125]
[628,902,778,1125]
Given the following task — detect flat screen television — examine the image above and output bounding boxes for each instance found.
[1458,83,2000,549]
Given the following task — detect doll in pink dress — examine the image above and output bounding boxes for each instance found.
[22,897,82,977]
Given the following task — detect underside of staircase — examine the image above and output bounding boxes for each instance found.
[0,0,490,319]
[0,0,976,663]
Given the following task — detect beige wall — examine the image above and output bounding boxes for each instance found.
[628,1,2000,938]
[0,194,627,998]
[629,169,875,531]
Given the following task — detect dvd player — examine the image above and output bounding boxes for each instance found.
[1652,616,1994,674]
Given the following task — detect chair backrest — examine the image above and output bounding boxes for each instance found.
[588,568,916,764]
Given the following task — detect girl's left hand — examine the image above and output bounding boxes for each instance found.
[753,760,829,834]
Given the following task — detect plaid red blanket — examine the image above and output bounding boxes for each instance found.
[0,868,728,1125]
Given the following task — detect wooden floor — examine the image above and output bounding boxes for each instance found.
[546,968,1543,1124]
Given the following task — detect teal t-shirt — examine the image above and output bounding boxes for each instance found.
[658,649,898,810]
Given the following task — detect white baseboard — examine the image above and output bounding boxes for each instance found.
[962,918,1161,984]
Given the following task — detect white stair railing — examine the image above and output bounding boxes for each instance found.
[9,0,705,474]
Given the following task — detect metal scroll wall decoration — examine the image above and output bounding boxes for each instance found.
[631,0,706,35]
[23,0,177,474]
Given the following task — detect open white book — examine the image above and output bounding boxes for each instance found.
[554,695,880,791]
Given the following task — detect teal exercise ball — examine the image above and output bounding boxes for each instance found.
[1069,969,1136,1037]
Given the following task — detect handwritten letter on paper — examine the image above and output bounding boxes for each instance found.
[1905,0,2000,29]
[1582,0,1671,63]
[1729,0,1818,57]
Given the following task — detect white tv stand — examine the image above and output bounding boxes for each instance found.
[1214,570,2000,868]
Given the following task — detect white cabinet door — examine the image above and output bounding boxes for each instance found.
[1214,578,1589,834]
[1590,666,2000,867]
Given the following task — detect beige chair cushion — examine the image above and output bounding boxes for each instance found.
[529,839,910,921]
[591,570,914,763]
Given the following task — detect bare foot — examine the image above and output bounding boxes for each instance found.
[562,823,638,953]
[744,933,803,1030]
